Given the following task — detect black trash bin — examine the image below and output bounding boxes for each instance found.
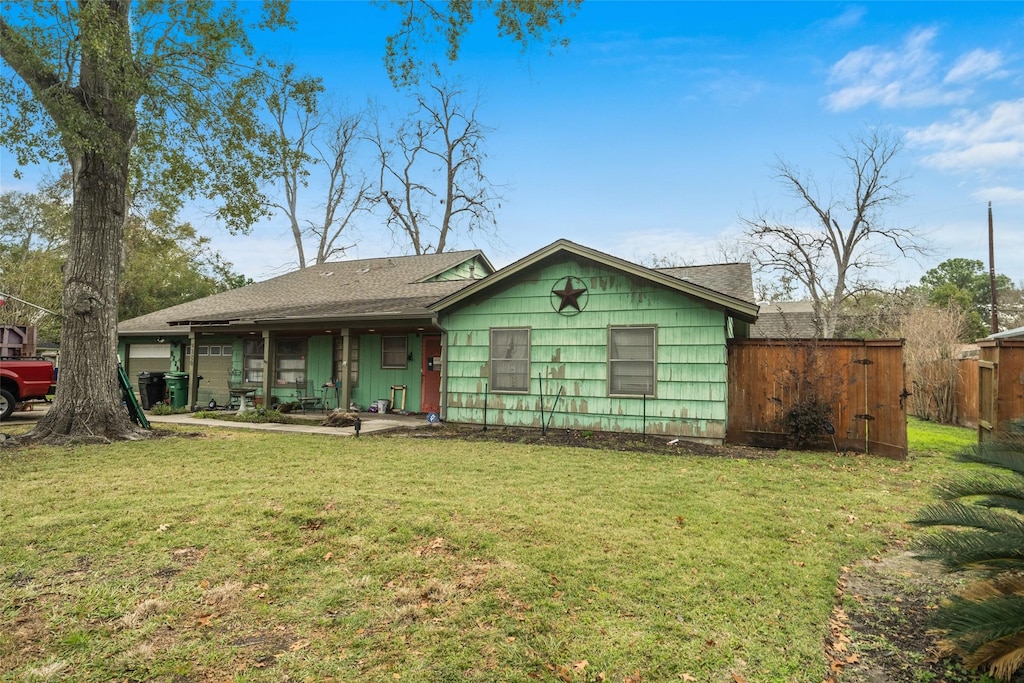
[137,371,167,410]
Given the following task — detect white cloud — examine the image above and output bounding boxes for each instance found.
[820,6,867,32]
[945,48,1005,84]
[974,186,1024,204]
[907,99,1024,171]
[825,27,1006,111]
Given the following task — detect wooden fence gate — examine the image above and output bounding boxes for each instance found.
[977,338,1024,442]
[727,339,908,459]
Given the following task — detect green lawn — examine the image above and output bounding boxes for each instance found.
[0,420,976,682]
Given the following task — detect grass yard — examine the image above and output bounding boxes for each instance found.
[0,419,976,682]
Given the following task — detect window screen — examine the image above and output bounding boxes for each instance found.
[243,339,265,383]
[382,336,408,369]
[276,338,307,385]
[490,328,530,392]
[609,327,655,396]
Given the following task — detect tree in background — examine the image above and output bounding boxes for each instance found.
[0,0,578,443]
[741,129,928,338]
[0,179,68,342]
[371,78,501,254]
[918,258,1024,340]
[833,289,911,339]
[119,213,251,322]
[262,64,372,269]
[900,302,973,423]
[1,185,248,342]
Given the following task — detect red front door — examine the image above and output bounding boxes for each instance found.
[421,335,442,414]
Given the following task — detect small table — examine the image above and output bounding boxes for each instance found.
[321,382,341,411]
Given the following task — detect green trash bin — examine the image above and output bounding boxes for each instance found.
[165,372,189,408]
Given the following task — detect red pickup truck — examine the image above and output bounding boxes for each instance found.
[0,356,57,420]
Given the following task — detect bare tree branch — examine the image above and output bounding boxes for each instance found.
[741,128,932,337]
[369,78,500,254]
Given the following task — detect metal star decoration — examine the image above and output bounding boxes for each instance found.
[551,276,588,313]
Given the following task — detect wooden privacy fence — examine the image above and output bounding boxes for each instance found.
[727,339,907,459]
[978,338,1024,441]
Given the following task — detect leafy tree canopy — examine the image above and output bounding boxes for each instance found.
[1,185,248,343]
[918,258,1022,338]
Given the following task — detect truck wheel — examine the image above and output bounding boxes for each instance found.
[0,389,15,420]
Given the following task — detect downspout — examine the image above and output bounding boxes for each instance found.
[188,331,199,408]
[439,329,449,421]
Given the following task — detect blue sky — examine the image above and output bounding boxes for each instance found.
[3,1,1022,289]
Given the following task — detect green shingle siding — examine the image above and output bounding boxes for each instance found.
[350,333,423,412]
[441,259,731,442]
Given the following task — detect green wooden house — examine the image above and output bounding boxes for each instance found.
[431,240,759,443]
[118,239,758,443]
[117,250,493,413]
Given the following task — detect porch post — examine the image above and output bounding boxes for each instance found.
[340,328,351,411]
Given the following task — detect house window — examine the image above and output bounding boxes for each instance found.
[382,336,407,369]
[243,339,265,384]
[490,328,530,393]
[350,337,359,387]
[276,338,307,386]
[609,326,656,396]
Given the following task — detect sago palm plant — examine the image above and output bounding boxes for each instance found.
[912,420,1024,681]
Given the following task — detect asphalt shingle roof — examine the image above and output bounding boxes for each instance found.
[118,250,488,335]
[656,263,757,305]
[750,301,819,338]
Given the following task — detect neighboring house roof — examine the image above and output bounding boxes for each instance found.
[750,301,818,338]
[118,250,493,336]
[986,325,1024,340]
[431,239,760,323]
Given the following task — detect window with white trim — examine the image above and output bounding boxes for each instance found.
[490,328,530,393]
[608,326,656,396]
[382,336,408,369]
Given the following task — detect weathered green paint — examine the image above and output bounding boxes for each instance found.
[439,258,733,442]
[424,255,493,282]
[350,333,424,413]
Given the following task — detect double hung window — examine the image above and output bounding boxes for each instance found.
[243,339,265,383]
[276,338,307,385]
[490,328,530,392]
[609,326,656,396]
[382,336,408,369]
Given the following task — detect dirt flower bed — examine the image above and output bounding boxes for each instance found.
[389,421,773,458]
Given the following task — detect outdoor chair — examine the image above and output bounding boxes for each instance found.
[294,374,324,414]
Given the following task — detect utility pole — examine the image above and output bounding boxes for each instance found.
[988,202,998,334]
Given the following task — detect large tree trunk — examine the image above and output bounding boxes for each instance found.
[24,149,147,443]
[16,0,146,444]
